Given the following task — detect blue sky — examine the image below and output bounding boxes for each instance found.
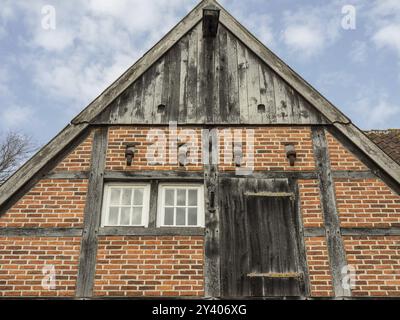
[0,0,399,147]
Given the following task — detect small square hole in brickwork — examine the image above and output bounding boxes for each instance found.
[257,104,266,113]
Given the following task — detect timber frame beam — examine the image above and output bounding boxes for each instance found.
[75,127,108,298]
[312,127,351,298]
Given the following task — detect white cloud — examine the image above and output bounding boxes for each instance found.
[352,94,400,129]
[372,24,400,56]
[280,4,342,58]
[349,41,368,63]
[0,105,34,128]
[282,25,324,57]
[218,0,275,48]
[4,0,197,112]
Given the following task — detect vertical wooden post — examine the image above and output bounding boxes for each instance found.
[203,128,221,297]
[312,127,351,297]
[289,177,311,297]
[75,127,108,298]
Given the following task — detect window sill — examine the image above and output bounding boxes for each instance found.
[98,226,205,236]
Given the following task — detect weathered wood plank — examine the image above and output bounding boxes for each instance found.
[153,58,165,124]
[178,35,189,123]
[104,170,204,180]
[75,127,108,298]
[148,180,159,228]
[186,24,199,123]
[247,51,261,123]
[312,127,351,297]
[99,227,205,236]
[44,171,90,179]
[219,171,318,179]
[204,130,221,297]
[274,75,290,124]
[218,26,229,123]
[141,65,156,124]
[304,227,400,237]
[204,36,216,123]
[226,29,240,124]
[237,42,249,123]
[167,45,181,123]
[290,178,311,297]
[196,22,206,123]
[0,228,83,237]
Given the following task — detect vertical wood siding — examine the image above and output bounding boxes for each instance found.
[94,24,327,125]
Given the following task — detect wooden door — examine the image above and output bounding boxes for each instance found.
[219,178,305,297]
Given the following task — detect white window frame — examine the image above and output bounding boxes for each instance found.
[157,183,205,227]
[101,183,151,227]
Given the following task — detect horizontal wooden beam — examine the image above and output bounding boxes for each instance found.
[99,227,205,236]
[104,171,204,181]
[332,171,376,179]
[219,171,318,179]
[1,226,396,238]
[304,227,400,237]
[0,228,83,237]
[35,170,381,183]
[40,170,376,181]
[44,171,90,179]
[341,228,400,236]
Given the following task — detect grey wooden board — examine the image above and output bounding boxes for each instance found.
[75,127,108,298]
[312,127,351,298]
[0,228,82,237]
[219,177,304,297]
[92,24,328,126]
[99,227,205,236]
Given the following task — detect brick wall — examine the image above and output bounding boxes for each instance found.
[0,237,80,297]
[305,237,334,297]
[218,127,315,171]
[298,179,324,228]
[94,236,204,297]
[344,236,400,296]
[0,179,88,228]
[326,131,367,171]
[106,127,203,171]
[54,132,93,172]
[335,178,400,228]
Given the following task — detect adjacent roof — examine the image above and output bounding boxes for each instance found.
[1,0,400,208]
[365,129,400,165]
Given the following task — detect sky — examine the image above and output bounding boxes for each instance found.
[0,0,400,148]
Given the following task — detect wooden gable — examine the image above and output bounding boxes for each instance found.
[93,23,327,125]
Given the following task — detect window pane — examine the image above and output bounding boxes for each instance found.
[110,189,121,205]
[177,189,186,206]
[132,207,142,225]
[164,207,174,225]
[133,189,143,205]
[121,189,132,206]
[165,189,174,206]
[108,207,119,225]
[188,189,198,206]
[176,208,186,225]
[120,207,131,225]
[188,208,197,225]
